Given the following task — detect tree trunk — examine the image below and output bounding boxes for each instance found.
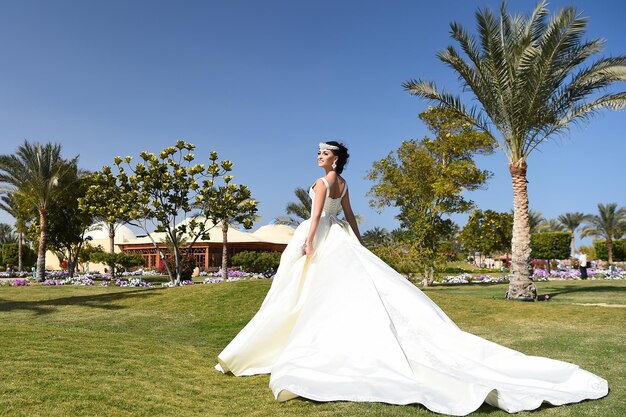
[570,232,576,258]
[221,223,229,281]
[36,208,47,281]
[507,161,537,300]
[18,231,23,272]
[108,222,116,279]
[607,237,613,264]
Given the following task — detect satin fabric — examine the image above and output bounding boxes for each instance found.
[215,179,608,416]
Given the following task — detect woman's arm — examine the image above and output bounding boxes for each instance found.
[341,188,363,245]
[304,179,327,256]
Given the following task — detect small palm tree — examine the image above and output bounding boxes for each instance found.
[285,187,311,223]
[0,223,17,244]
[0,193,30,271]
[362,227,393,247]
[0,141,78,280]
[558,212,591,257]
[580,203,626,263]
[528,210,546,234]
[404,1,626,299]
[536,219,566,233]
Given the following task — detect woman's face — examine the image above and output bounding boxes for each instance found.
[317,149,338,169]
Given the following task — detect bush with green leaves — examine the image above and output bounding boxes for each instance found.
[231,251,281,278]
[2,243,36,269]
[595,240,626,262]
[90,252,145,276]
[530,233,571,261]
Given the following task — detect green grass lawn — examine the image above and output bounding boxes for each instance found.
[1,280,624,417]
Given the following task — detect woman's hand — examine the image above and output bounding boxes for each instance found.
[302,241,314,257]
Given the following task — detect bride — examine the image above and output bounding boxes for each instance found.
[215,141,608,416]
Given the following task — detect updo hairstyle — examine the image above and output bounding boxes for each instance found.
[324,141,350,174]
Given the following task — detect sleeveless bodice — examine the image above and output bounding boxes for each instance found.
[309,177,347,217]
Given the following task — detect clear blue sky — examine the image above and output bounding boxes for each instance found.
[0,0,624,248]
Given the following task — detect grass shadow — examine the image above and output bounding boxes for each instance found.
[0,287,166,316]
[543,284,626,299]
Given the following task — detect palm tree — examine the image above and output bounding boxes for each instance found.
[528,210,546,234]
[580,203,626,263]
[0,193,30,271]
[362,227,393,247]
[285,187,363,225]
[285,187,311,223]
[0,223,17,244]
[0,141,78,280]
[404,1,626,299]
[558,212,590,257]
[536,219,566,233]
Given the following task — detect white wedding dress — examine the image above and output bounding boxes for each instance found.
[215,178,608,416]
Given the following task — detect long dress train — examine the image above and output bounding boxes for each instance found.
[215,178,608,416]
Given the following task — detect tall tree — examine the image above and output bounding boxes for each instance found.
[558,212,590,256]
[0,141,79,280]
[580,203,626,263]
[368,107,493,285]
[404,1,626,299]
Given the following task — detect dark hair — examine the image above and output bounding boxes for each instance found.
[324,141,349,174]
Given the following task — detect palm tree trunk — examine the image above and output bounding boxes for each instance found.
[607,237,613,264]
[221,223,228,282]
[507,161,537,300]
[36,208,47,281]
[570,232,576,258]
[18,230,23,272]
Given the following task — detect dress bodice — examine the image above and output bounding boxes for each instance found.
[309,177,347,217]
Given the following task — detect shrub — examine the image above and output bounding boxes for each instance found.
[531,232,571,261]
[231,251,281,278]
[158,252,196,281]
[594,239,626,261]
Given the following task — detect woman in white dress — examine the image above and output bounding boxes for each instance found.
[215,142,608,416]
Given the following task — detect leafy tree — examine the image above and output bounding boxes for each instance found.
[362,227,393,248]
[231,250,281,278]
[203,175,257,282]
[594,239,626,262]
[558,212,591,257]
[79,167,139,264]
[2,243,35,270]
[82,141,247,285]
[404,1,626,299]
[370,243,425,281]
[44,174,94,277]
[368,107,493,285]
[460,209,513,260]
[90,252,145,276]
[0,141,79,280]
[531,232,571,265]
[581,203,626,263]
